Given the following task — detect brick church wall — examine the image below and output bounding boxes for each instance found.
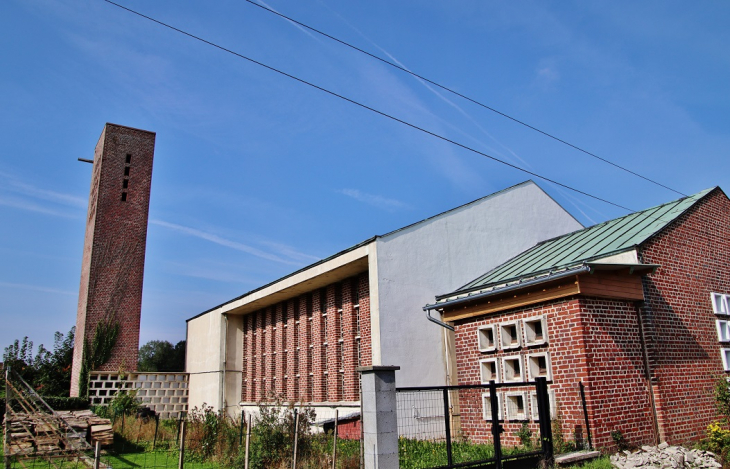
[453,296,657,448]
[638,188,730,443]
[71,124,155,396]
[241,272,370,404]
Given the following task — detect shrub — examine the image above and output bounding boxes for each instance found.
[110,389,141,416]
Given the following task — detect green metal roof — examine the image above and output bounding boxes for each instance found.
[440,187,716,300]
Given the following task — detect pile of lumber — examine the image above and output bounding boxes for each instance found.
[56,410,114,446]
[2,409,115,456]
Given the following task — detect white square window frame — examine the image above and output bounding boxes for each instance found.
[530,389,557,421]
[477,324,499,352]
[718,320,730,342]
[504,391,529,421]
[712,293,730,316]
[500,321,522,350]
[523,316,548,346]
[722,348,730,372]
[479,358,501,383]
[482,392,503,421]
[502,355,524,383]
[526,352,552,381]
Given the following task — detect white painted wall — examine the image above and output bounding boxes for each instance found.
[186,310,225,412]
[374,181,583,387]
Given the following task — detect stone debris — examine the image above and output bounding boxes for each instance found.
[610,444,721,469]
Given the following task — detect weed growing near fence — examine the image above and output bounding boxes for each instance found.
[398,437,532,469]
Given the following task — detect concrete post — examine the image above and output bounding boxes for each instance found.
[357,366,400,469]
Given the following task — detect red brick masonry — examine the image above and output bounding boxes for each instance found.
[71,124,155,397]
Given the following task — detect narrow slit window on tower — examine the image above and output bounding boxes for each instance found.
[122,179,129,189]
[125,153,132,164]
[121,192,127,202]
[124,166,130,176]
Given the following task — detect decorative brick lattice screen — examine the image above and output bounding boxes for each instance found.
[88,372,188,419]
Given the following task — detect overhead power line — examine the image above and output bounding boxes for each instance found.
[103,0,640,214]
[241,0,686,198]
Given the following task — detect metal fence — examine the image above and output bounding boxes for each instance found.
[396,377,553,469]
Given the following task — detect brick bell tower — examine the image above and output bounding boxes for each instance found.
[70,123,155,397]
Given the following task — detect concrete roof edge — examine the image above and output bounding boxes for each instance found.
[186,236,377,322]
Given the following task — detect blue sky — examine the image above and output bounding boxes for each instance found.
[1,0,729,354]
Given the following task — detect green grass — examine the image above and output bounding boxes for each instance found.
[398,437,534,469]
[566,455,613,469]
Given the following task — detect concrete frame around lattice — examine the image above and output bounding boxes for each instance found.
[88,371,189,419]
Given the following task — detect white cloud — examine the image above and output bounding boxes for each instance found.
[338,189,410,211]
[0,281,76,296]
[150,219,314,266]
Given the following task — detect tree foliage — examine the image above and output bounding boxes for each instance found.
[2,328,75,397]
[137,340,186,372]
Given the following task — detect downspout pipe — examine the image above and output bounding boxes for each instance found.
[426,309,454,331]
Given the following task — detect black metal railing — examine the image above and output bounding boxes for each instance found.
[396,377,553,469]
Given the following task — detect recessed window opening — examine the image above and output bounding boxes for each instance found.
[122,179,128,189]
[713,293,730,316]
[524,317,548,346]
[480,358,500,383]
[530,389,556,421]
[527,353,552,381]
[121,192,127,202]
[477,325,497,352]
[718,320,730,342]
[482,392,503,421]
[505,392,527,420]
[500,322,522,350]
[124,166,130,176]
[125,153,132,164]
[722,348,730,372]
[503,356,523,382]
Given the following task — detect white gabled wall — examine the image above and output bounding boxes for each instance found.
[374,182,583,387]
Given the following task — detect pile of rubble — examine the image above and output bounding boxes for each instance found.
[610,443,721,469]
[4,410,113,456]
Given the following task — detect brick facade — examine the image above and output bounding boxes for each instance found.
[638,189,730,443]
[241,272,370,404]
[451,188,730,448]
[71,124,155,397]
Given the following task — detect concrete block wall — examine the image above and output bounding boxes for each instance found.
[241,272,370,405]
[639,188,730,443]
[71,124,155,396]
[88,371,188,420]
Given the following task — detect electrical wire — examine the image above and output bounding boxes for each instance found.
[240,0,687,198]
[102,0,639,213]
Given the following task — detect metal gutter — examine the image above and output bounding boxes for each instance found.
[424,265,591,312]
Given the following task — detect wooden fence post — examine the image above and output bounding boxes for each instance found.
[178,420,186,469]
[332,409,338,469]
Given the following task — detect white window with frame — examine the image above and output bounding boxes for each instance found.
[477,324,498,352]
[482,392,503,421]
[718,320,730,342]
[505,391,528,421]
[502,356,524,382]
[530,390,556,421]
[479,358,500,383]
[712,293,730,316]
[523,316,548,346]
[500,321,522,350]
[722,348,730,372]
[527,352,552,381]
